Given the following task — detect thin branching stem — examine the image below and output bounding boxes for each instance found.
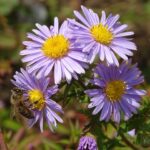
[0,129,8,150]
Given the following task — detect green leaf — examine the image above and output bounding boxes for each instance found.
[42,139,63,150]
[56,124,70,135]
[59,139,70,145]
[3,120,21,131]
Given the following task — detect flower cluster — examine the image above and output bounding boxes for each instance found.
[11,68,63,132]
[11,5,146,149]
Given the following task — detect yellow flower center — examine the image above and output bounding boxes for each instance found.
[28,89,45,110]
[105,80,126,102]
[42,35,69,58]
[90,24,113,45]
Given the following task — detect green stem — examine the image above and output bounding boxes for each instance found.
[111,123,142,150]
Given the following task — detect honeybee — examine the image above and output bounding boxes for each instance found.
[10,87,34,121]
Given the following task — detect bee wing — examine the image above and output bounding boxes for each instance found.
[10,94,16,105]
[10,105,16,120]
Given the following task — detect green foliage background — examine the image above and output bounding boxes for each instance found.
[0,0,150,150]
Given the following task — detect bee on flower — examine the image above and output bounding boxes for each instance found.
[11,68,63,132]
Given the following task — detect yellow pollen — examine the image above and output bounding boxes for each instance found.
[42,35,69,58]
[28,89,45,110]
[105,80,126,102]
[90,24,113,45]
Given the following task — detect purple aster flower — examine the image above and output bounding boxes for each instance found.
[77,135,98,150]
[68,6,137,65]
[20,17,87,84]
[85,60,146,123]
[11,68,63,132]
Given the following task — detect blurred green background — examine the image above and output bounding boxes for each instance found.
[0,0,150,150]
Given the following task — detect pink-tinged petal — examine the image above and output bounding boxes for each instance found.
[105,104,112,121]
[81,5,93,26]
[109,50,119,66]
[85,89,102,97]
[39,112,43,132]
[35,23,51,37]
[15,70,33,89]
[103,46,114,64]
[88,9,96,25]
[120,47,133,56]
[91,78,106,87]
[69,29,91,36]
[47,106,63,123]
[28,113,40,128]
[23,41,41,48]
[36,63,49,78]
[111,46,128,60]
[32,29,47,39]
[61,59,74,73]
[26,56,46,67]
[130,100,140,108]
[75,36,93,43]
[112,39,137,50]
[127,129,136,137]
[89,95,105,108]
[65,57,85,74]
[46,100,63,113]
[133,89,146,96]
[27,33,45,43]
[100,11,106,24]
[68,51,87,62]
[53,17,59,34]
[107,14,120,29]
[27,58,49,73]
[115,31,134,38]
[74,10,90,27]
[82,41,95,52]
[59,21,67,35]
[113,24,128,34]
[113,103,120,123]
[92,101,104,115]
[46,109,57,127]
[61,64,72,83]
[89,9,99,25]
[20,49,41,55]
[22,53,43,62]
[68,19,89,30]
[54,60,62,84]
[100,100,111,121]
[44,61,55,77]
[99,44,105,61]
[89,46,98,64]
